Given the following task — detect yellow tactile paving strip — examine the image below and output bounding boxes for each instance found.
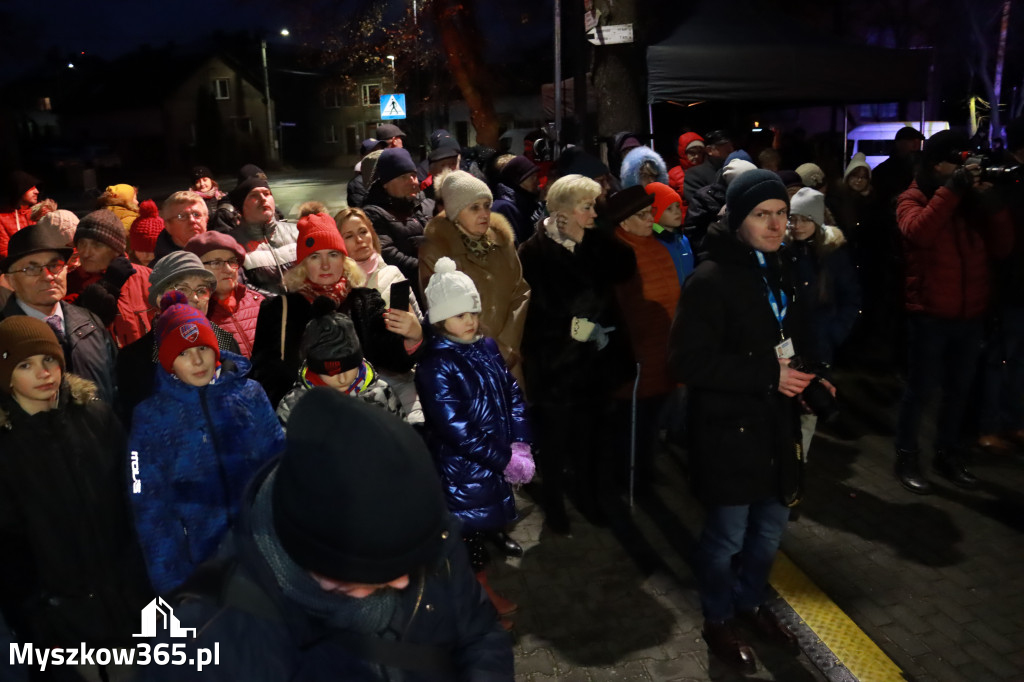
[771,551,905,682]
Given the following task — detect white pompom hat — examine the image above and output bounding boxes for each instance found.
[424,256,482,324]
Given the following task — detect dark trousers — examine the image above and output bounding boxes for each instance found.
[896,314,984,452]
[979,306,1024,434]
[614,394,668,486]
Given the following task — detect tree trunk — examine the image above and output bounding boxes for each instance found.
[591,0,644,142]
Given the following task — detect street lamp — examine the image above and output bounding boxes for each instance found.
[260,28,290,164]
[386,55,396,91]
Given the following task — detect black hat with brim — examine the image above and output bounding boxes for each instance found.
[3,224,73,273]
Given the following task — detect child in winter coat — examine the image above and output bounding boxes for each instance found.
[276,303,403,424]
[415,257,535,629]
[129,291,285,594]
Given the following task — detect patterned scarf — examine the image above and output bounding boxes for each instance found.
[455,223,496,261]
[300,361,373,396]
[298,276,350,306]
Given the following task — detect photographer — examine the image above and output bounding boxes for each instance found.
[894,130,1014,494]
[669,170,826,673]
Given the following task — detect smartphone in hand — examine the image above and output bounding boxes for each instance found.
[389,280,411,311]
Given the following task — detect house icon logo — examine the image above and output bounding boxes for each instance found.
[133,597,197,638]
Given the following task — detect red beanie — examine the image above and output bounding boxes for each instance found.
[130,199,165,253]
[154,291,220,373]
[296,212,347,263]
[646,182,681,224]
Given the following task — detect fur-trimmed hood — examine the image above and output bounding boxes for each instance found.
[620,146,669,189]
[786,223,847,258]
[424,210,516,254]
[0,373,97,429]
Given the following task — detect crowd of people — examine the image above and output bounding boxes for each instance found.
[0,115,1021,679]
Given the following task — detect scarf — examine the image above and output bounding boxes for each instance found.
[298,276,350,306]
[250,469,398,634]
[300,361,374,396]
[455,222,497,261]
[357,252,382,280]
[543,216,577,253]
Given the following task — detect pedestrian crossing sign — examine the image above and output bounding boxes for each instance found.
[380,94,407,120]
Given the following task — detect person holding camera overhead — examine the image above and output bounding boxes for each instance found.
[893,130,1014,494]
[669,170,828,674]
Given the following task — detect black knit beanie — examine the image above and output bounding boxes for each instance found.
[229,176,271,212]
[725,169,789,231]
[300,310,364,376]
[272,388,448,583]
[374,148,418,185]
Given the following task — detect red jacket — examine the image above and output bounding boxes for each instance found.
[65,265,154,348]
[0,206,35,257]
[666,132,704,219]
[207,284,265,357]
[897,182,1014,319]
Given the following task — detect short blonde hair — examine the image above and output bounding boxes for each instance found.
[283,255,366,292]
[545,174,601,215]
[162,191,207,219]
[334,207,382,254]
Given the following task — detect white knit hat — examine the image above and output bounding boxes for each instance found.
[36,209,79,246]
[425,257,482,324]
[721,159,757,187]
[439,170,492,225]
[790,187,825,226]
[844,152,871,181]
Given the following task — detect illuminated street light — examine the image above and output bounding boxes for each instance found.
[260,28,291,163]
[280,28,290,37]
[387,55,396,90]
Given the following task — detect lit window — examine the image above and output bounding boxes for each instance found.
[213,78,230,100]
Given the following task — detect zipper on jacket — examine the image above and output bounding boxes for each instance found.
[402,572,427,635]
[199,389,233,511]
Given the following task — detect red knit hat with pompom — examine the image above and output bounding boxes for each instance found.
[296,212,347,263]
[130,199,164,253]
[154,290,220,373]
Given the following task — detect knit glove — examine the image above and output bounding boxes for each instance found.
[504,442,535,485]
[77,283,119,326]
[570,316,615,350]
[100,256,136,293]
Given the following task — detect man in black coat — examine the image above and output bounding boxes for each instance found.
[669,170,823,673]
[137,389,513,681]
[0,225,118,404]
[682,130,735,203]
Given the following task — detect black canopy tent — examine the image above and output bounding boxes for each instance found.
[646,6,932,105]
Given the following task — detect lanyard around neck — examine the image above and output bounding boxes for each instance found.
[755,251,787,334]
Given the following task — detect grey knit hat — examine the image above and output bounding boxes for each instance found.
[75,209,127,254]
[147,251,216,307]
[438,170,492,224]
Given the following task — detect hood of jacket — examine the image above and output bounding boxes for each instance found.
[619,146,669,189]
[676,132,705,169]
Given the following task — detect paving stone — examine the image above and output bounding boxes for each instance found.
[514,649,558,677]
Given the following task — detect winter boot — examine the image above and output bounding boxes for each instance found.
[933,449,979,489]
[894,447,932,495]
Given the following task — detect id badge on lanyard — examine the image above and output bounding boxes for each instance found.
[756,252,794,358]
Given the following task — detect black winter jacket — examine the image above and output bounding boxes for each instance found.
[669,223,812,506]
[491,183,544,246]
[362,181,436,288]
[137,465,514,682]
[0,376,152,649]
[250,289,416,408]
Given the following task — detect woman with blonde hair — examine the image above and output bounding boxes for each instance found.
[251,211,422,407]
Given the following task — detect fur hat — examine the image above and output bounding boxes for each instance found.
[148,251,216,307]
[439,171,492,223]
[795,163,826,189]
[726,169,789,231]
[645,182,680,224]
[374,148,418,186]
[272,388,448,583]
[129,200,164,253]
[0,316,65,395]
[296,213,347,264]
[300,308,363,376]
[620,146,669,189]
[37,210,79,246]
[843,153,872,181]
[424,257,481,324]
[154,291,220,374]
[75,209,126,254]
[184,230,246,264]
[790,187,825,227]
[597,185,654,226]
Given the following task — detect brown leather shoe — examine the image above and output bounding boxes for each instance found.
[702,620,756,674]
[978,433,1016,455]
[736,607,801,655]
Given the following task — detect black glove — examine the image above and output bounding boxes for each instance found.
[213,205,240,234]
[101,256,136,292]
[946,167,975,195]
[77,283,119,326]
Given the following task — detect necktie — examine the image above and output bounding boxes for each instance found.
[45,315,64,339]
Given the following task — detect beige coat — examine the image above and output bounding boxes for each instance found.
[419,212,530,387]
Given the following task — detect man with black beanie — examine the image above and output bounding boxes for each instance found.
[669,169,818,673]
[137,388,513,681]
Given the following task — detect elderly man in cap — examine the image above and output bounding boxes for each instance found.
[670,169,822,673]
[137,388,514,681]
[376,123,407,150]
[152,190,211,263]
[683,130,736,203]
[363,148,436,289]
[0,224,118,404]
[115,251,240,422]
[228,175,299,296]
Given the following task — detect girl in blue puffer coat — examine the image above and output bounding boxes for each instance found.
[416,257,534,628]
[128,292,285,594]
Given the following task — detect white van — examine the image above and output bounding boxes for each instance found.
[848,121,950,169]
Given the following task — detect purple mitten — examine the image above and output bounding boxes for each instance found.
[504,442,535,485]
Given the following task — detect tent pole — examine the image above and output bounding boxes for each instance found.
[648,104,654,143]
[843,105,849,166]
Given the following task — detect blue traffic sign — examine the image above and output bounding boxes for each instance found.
[380,94,407,120]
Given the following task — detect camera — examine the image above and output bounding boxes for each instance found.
[788,356,839,422]
[964,154,1024,184]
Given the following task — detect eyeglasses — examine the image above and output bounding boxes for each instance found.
[171,211,206,221]
[172,284,211,299]
[7,259,66,277]
[633,208,654,220]
[201,257,240,270]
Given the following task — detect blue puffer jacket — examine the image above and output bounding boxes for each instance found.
[415,334,531,533]
[128,352,285,594]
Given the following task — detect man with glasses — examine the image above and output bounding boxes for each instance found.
[0,224,118,404]
[185,231,265,357]
[115,251,240,423]
[152,191,210,264]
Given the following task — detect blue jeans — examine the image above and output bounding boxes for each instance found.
[895,314,984,452]
[979,306,1024,434]
[696,498,790,623]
